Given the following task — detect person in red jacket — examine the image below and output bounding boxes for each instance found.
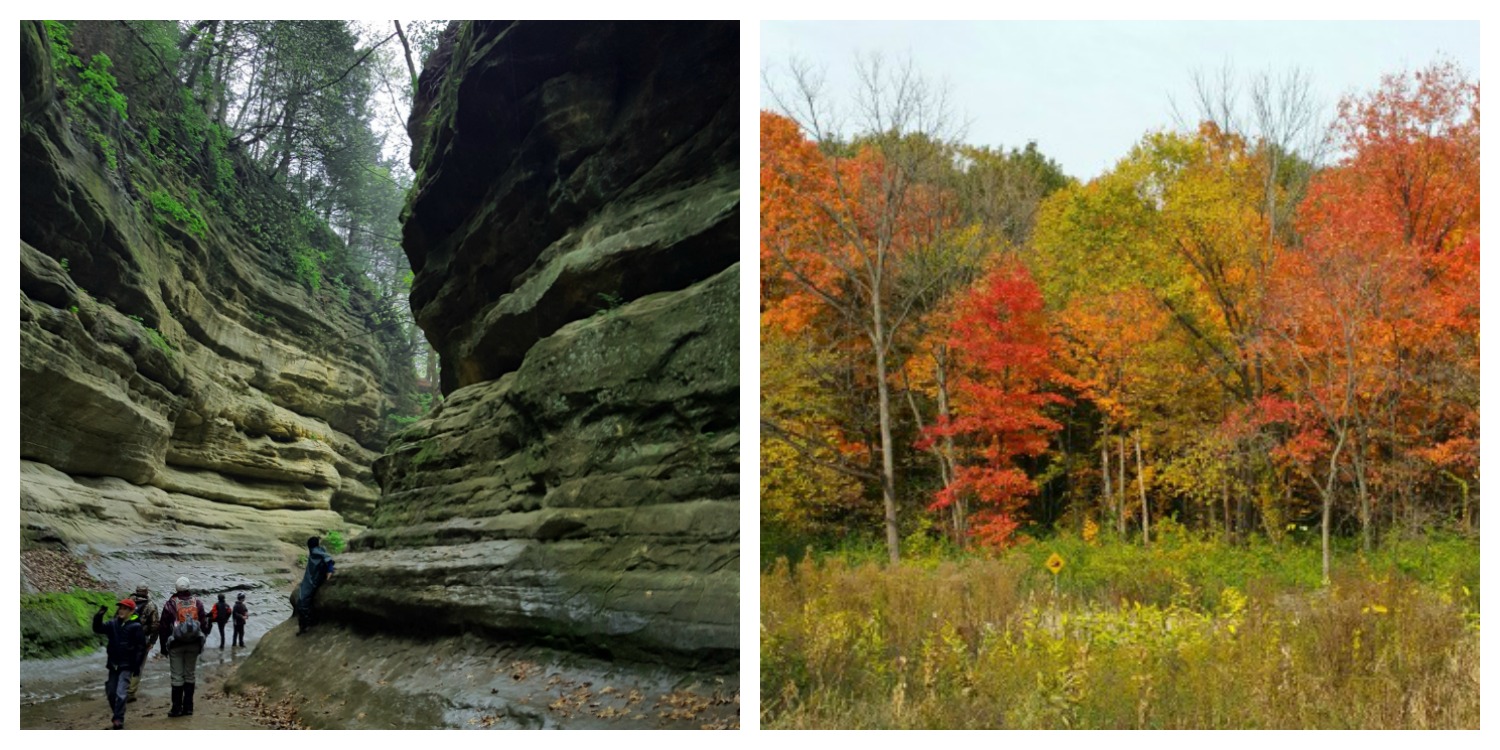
[208,593,232,649]
[159,576,209,718]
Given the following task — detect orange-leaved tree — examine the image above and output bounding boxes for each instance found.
[760,66,965,562]
[1259,62,1479,580]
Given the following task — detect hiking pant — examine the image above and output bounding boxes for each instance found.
[105,666,131,724]
[216,622,227,648]
[296,593,316,632]
[233,620,246,647]
[168,647,199,687]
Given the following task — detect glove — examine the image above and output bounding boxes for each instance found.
[97,605,109,615]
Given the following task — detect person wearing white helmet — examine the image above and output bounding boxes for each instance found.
[158,576,208,718]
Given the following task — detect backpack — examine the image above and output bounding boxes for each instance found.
[171,597,204,645]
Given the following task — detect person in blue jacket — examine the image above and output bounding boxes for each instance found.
[295,536,335,634]
[93,598,146,729]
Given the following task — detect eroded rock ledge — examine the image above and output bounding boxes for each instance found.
[320,21,740,667]
[19,19,399,547]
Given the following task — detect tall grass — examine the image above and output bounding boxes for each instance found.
[761,535,1478,729]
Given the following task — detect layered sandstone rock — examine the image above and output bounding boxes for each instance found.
[18,19,398,570]
[316,21,740,667]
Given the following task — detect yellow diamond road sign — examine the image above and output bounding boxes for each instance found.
[1045,552,1065,575]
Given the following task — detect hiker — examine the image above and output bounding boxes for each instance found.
[93,598,146,730]
[159,576,209,718]
[295,536,335,635]
[232,592,249,647]
[209,593,232,649]
[125,584,159,703]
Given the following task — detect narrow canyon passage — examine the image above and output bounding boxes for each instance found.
[20,20,740,729]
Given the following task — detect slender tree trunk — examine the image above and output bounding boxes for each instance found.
[425,342,438,395]
[1222,479,1231,541]
[874,325,900,564]
[1320,429,1349,585]
[902,355,959,546]
[1352,437,1372,554]
[394,20,419,89]
[1135,431,1149,547]
[1119,434,1128,537]
[183,21,220,92]
[1320,488,1333,586]
[1456,473,1471,532]
[1101,426,1113,534]
[934,348,962,544]
[870,283,900,564]
[213,48,230,125]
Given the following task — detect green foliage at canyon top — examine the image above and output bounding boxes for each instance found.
[38,20,444,423]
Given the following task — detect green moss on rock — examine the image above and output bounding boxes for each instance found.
[20,588,118,660]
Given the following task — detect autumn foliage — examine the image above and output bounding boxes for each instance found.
[761,62,1478,562]
[919,262,1066,546]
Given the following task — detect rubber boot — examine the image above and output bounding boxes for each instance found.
[168,685,184,717]
[184,682,196,716]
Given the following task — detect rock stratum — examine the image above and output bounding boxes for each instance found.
[19,19,399,587]
[308,20,741,668]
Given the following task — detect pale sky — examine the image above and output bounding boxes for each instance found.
[760,21,1480,180]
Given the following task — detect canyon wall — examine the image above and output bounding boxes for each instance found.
[18,20,402,592]
[314,20,740,666]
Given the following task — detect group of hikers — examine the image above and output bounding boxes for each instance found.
[90,535,335,730]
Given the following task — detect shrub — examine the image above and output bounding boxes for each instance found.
[290,245,326,292]
[148,189,208,238]
[43,23,129,172]
[762,535,1479,729]
[78,53,128,120]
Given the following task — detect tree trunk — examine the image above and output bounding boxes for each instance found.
[1353,442,1372,554]
[1119,434,1128,537]
[213,47,230,125]
[902,353,960,546]
[394,20,419,89]
[1320,429,1349,586]
[1321,480,1332,585]
[425,342,438,394]
[1135,431,1149,547]
[183,21,220,92]
[934,348,962,544]
[1101,427,1113,534]
[1222,477,1231,541]
[874,329,900,565]
[862,272,901,564]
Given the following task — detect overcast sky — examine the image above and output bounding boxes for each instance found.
[760,21,1480,180]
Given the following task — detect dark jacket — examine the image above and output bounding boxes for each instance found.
[232,601,249,624]
[159,592,209,653]
[210,600,232,624]
[92,610,146,671]
[297,546,334,603]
